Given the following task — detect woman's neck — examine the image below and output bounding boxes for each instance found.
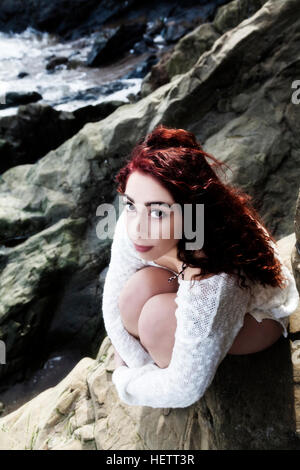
[154,246,208,274]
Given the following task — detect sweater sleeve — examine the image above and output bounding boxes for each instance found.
[101,209,156,368]
[111,272,252,408]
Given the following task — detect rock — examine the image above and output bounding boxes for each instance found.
[86,23,147,67]
[17,72,29,79]
[139,48,175,97]
[164,22,220,82]
[0,91,42,109]
[0,100,124,173]
[0,217,88,382]
[122,55,159,80]
[140,0,268,97]
[0,356,96,449]
[45,56,69,71]
[213,0,268,34]
[0,338,202,450]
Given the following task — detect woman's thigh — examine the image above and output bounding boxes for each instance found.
[137,293,178,362]
[227,313,284,355]
[119,266,179,338]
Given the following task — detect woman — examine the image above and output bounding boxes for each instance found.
[102,124,299,408]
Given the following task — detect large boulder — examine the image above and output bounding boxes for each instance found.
[0,100,125,174]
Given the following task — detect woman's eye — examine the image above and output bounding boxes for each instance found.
[125,201,135,211]
[123,200,166,219]
[150,209,166,219]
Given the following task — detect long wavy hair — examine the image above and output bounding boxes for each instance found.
[115,124,288,291]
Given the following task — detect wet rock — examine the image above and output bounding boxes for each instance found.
[122,54,159,80]
[17,71,29,79]
[45,56,69,71]
[0,100,125,173]
[0,91,42,110]
[86,23,147,67]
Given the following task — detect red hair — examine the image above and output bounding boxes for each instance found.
[115,124,287,290]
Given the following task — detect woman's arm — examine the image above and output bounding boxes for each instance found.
[112,272,252,408]
[102,209,156,368]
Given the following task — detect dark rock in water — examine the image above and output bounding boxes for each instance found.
[17,71,29,79]
[141,32,155,47]
[85,29,116,67]
[86,22,147,67]
[162,20,196,44]
[0,91,42,109]
[0,100,124,174]
[55,81,129,107]
[45,56,69,71]
[123,54,159,79]
[130,39,150,56]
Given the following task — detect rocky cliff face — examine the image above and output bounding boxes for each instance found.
[0,0,299,449]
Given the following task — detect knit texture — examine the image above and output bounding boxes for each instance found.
[102,210,299,408]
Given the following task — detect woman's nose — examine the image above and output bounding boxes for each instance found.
[132,213,149,239]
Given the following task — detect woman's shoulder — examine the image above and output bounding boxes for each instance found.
[182,265,215,282]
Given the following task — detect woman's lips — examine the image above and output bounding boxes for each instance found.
[133,242,153,252]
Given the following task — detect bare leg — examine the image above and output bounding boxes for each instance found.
[118,266,178,338]
[138,293,178,368]
[138,294,284,367]
[115,266,178,365]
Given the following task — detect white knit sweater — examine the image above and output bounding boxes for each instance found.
[102,209,300,409]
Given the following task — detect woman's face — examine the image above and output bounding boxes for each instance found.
[122,171,183,261]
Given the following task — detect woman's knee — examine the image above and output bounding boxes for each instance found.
[119,266,178,336]
[138,293,178,350]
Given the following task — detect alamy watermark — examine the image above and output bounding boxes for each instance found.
[95,196,204,250]
[291,80,300,104]
[0,340,6,364]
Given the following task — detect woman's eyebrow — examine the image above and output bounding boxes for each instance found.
[123,194,173,208]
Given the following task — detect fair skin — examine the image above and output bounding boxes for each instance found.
[114,170,283,369]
